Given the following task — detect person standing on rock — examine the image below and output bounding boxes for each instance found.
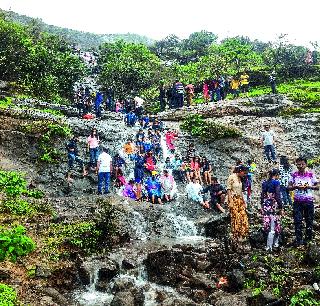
[97,147,112,195]
[87,128,100,172]
[66,135,87,181]
[261,169,283,251]
[174,80,185,108]
[227,165,249,248]
[240,72,250,97]
[261,124,277,163]
[288,157,318,246]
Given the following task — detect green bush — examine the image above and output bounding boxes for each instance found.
[0,171,27,198]
[0,170,44,199]
[0,198,33,215]
[0,225,36,262]
[43,222,102,261]
[0,284,17,306]
[180,114,242,142]
[290,289,319,306]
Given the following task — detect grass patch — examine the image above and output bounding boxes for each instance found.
[180,114,242,142]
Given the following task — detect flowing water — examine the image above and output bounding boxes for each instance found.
[72,123,208,305]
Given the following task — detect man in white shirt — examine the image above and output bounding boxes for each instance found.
[97,147,112,194]
[261,124,276,163]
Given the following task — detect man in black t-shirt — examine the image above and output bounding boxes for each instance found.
[202,177,226,213]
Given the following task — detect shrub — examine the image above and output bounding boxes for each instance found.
[0,284,17,306]
[0,171,27,198]
[43,222,102,261]
[0,225,36,262]
[0,198,33,215]
[180,114,242,142]
[290,289,319,306]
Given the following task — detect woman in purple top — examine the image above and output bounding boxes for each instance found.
[122,179,137,200]
[261,169,283,251]
[288,157,318,246]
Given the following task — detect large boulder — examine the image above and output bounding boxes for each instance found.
[110,291,135,306]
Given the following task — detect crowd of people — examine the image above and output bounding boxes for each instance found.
[66,101,318,253]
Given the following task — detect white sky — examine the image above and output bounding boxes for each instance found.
[0,0,319,47]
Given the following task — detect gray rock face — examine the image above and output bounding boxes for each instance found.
[110,291,135,306]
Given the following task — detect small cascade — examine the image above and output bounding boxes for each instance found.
[161,213,198,238]
[160,134,169,161]
[129,211,149,240]
[74,260,113,306]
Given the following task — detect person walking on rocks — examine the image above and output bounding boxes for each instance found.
[261,124,277,163]
[66,135,87,181]
[97,147,112,194]
[227,165,249,248]
[261,169,283,251]
[288,157,319,246]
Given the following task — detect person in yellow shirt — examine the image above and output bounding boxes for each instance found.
[240,72,250,96]
[230,77,240,99]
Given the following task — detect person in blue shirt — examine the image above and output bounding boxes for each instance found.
[145,173,162,204]
[125,111,137,127]
[94,92,103,118]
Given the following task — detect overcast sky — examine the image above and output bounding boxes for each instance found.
[0,0,319,47]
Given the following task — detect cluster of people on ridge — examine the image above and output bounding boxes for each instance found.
[66,106,318,253]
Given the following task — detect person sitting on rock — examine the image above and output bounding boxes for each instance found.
[185,178,204,205]
[160,170,175,202]
[202,177,226,213]
[115,168,126,188]
[66,135,87,181]
[145,173,162,204]
[144,151,157,175]
[122,179,137,200]
[172,154,185,183]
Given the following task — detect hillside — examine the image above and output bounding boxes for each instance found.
[0,9,155,49]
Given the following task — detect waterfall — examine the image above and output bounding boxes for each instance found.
[74,260,113,306]
[163,213,198,237]
[160,134,169,161]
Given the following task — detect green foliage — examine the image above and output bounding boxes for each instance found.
[0,97,12,109]
[0,170,44,200]
[180,114,242,142]
[98,40,161,97]
[0,283,17,306]
[43,222,102,261]
[38,123,71,163]
[21,121,71,163]
[0,225,36,262]
[290,289,320,306]
[308,156,320,168]
[0,171,27,198]
[2,9,154,49]
[244,278,266,297]
[0,15,86,102]
[0,198,34,215]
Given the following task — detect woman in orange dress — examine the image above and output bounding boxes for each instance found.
[227,165,249,246]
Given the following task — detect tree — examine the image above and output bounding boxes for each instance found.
[150,34,181,62]
[98,40,161,97]
[179,31,218,64]
[211,38,263,75]
[0,16,86,101]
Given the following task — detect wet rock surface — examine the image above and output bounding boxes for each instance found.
[1,94,320,305]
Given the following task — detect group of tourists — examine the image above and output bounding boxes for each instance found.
[158,72,251,111]
[66,106,318,253]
